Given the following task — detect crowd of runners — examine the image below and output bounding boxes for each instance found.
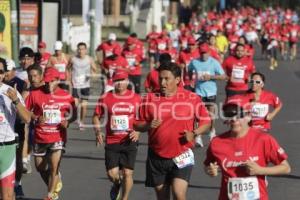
[0,5,297,200]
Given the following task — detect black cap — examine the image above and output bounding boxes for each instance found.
[0,57,7,71]
[223,103,245,118]
[19,47,34,58]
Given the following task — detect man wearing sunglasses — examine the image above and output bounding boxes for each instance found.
[204,103,291,200]
[0,57,31,200]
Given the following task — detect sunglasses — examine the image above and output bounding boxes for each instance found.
[223,110,246,120]
[250,80,263,84]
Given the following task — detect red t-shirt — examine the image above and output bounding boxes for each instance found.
[122,48,143,75]
[96,41,122,58]
[204,128,288,200]
[179,49,200,86]
[288,24,300,42]
[156,37,171,54]
[94,90,141,144]
[146,32,161,53]
[222,56,256,91]
[139,88,211,158]
[25,87,76,144]
[102,56,129,86]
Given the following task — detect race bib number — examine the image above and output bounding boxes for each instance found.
[173,149,195,169]
[127,58,136,67]
[0,112,7,124]
[43,109,62,125]
[74,75,86,84]
[231,68,245,83]
[251,103,269,118]
[55,63,66,73]
[110,115,129,131]
[197,71,210,80]
[158,43,166,50]
[228,177,260,200]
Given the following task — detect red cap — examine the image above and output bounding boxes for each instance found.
[44,67,60,82]
[112,70,128,81]
[38,41,46,48]
[188,37,196,45]
[199,43,210,53]
[126,37,136,45]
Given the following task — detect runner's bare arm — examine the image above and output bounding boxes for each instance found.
[92,114,104,145]
[5,86,31,124]
[244,160,291,176]
[134,119,162,132]
[266,103,282,121]
[193,123,211,136]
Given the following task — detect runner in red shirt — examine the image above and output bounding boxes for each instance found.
[93,70,141,200]
[146,25,161,69]
[102,48,129,93]
[204,103,291,200]
[137,62,211,200]
[178,37,199,90]
[227,72,282,131]
[25,67,76,200]
[279,23,290,60]
[288,21,300,60]
[37,41,51,70]
[222,44,256,98]
[96,33,122,61]
[47,41,70,91]
[122,37,143,94]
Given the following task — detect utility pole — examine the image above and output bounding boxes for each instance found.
[10,0,18,62]
[89,0,96,57]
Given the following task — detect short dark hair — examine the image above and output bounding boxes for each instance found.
[235,43,245,49]
[251,72,265,83]
[77,42,87,48]
[19,47,34,58]
[27,64,43,75]
[159,53,172,65]
[158,62,181,78]
[130,33,137,38]
[0,57,7,71]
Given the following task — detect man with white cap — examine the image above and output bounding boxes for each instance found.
[96,33,122,94]
[47,41,70,91]
[96,33,122,62]
[3,59,30,198]
[0,57,31,200]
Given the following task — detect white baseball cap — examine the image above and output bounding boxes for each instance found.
[54,41,63,50]
[108,33,117,41]
[6,59,16,71]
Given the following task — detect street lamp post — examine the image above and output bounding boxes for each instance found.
[89,0,96,57]
[10,0,18,62]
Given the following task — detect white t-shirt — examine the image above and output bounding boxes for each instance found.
[0,83,25,142]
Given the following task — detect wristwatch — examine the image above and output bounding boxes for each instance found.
[12,98,20,106]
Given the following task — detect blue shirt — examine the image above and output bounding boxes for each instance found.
[188,56,224,97]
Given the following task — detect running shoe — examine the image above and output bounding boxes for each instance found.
[44,192,59,200]
[15,184,25,198]
[195,135,204,147]
[22,161,32,174]
[55,172,63,193]
[209,128,216,141]
[110,182,121,200]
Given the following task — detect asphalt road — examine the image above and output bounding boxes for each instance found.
[22,49,300,200]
